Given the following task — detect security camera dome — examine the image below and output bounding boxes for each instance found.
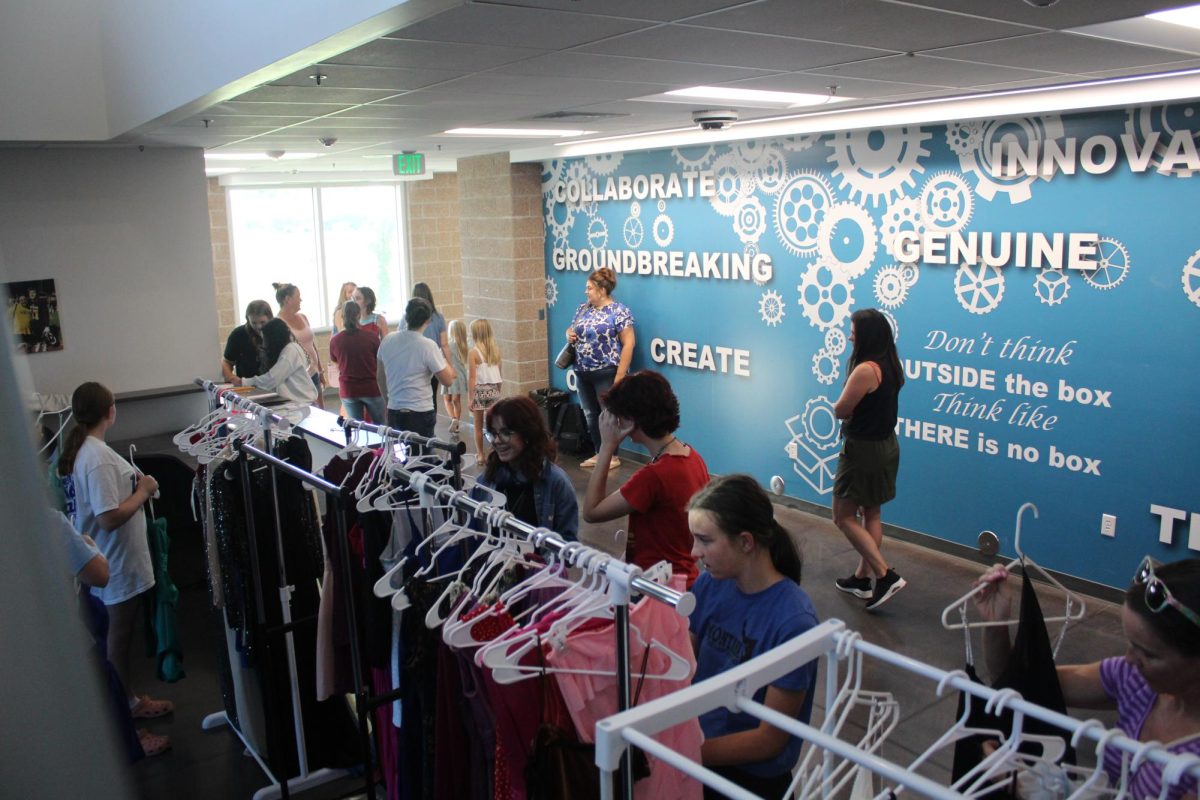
[692,109,738,131]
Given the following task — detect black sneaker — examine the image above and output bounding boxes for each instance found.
[865,569,907,610]
[835,574,873,599]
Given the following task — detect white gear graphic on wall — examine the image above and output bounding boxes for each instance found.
[758,289,786,327]
[874,265,909,310]
[919,172,974,233]
[672,144,719,172]
[652,214,675,247]
[817,202,878,279]
[800,397,840,451]
[544,278,559,307]
[563,161,591,216]
[781,134,820,153]
[900,263,920,288]
[797,261,854,331]
[540,159,567,196]
[1083,237,1130,290]
[827,126,931,207]
[710,152,756,217]
[824,327,847,356]
[1125,104,1200,178]
[954,263,1005,314]
[1035,269,1070,306]
[587,216,609,249]
[623,216,644,248]
[734,197,768,244]
[546,194,575,249]
[754,146,790,195]
[585,152,623,176]
[734,139,771,166]
[657,199,667,213]
[630,200,641,218]
[811,349,840,385]
[566,368,578,392]
[1182,249,1200,308]
[774,171,836,257]
[880,197,925,247]
[958,115,1065,204]
[945,122,984,157]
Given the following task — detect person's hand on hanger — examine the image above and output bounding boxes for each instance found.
[973,564,1013,622]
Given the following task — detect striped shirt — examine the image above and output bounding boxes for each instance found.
[1099,657,1200,800]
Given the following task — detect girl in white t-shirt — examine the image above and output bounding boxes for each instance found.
[468,318,503,466]
[57,382,174,731]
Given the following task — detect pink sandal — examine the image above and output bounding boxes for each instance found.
[131,695,175,719]
[138,729,172,757]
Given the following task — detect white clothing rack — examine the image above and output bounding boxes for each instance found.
[384,458,694,800]
[594,618,1200,800]
[190,378,353,800]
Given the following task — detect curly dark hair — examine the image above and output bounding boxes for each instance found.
[484,396,557,482]
[600,370,679,439]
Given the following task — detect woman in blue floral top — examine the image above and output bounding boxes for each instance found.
[565,267,635,469]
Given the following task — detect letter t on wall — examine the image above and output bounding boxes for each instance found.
[1150,504,1187,544]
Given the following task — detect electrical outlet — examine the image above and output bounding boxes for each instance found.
[1101,514,1116,538]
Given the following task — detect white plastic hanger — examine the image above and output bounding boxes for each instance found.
[941,503,1087,645]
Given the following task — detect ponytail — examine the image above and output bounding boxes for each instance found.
[58,382,114,475]
[688,474,804,583]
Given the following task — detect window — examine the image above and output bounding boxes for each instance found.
[228,184,408,328]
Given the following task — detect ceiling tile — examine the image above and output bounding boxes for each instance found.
[392,4,652,48]
[470,0,746,23]
[721,72,948,99]
[181,115,330,128]
[427,73,673,103]
[205,101,355,117]
[1080,58,1200,78]
[234,86,403,104]
[809,54,1058,89]
[929,31,1196,73]
[492,51,778,85]
[577,24,893,71]
[333,38,548,71]
[902,1,1188,30]
[273,64,464,92]
[687,0,1035,52]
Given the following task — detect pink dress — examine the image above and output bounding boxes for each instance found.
[284,313,319,376]
[547,595,703,800]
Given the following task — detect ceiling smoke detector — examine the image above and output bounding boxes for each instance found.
[692,109,738,131]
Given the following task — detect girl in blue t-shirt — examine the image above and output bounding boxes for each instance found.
[687,474,820,798]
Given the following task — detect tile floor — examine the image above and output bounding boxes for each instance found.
[118,416,1126,799]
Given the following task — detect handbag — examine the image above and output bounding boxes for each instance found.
[554,341,575,369]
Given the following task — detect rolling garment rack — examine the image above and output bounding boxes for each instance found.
[381,455,696,800]
[190,380,356,800]
[592,619,1200,800]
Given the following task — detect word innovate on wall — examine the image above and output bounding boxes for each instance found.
[550,170,718,204]
[990,130,1200,177]
[890,230,1101,270]
[551,246,773,284]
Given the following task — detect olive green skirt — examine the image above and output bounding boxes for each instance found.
[833,433,900,508]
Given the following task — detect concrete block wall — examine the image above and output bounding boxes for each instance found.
[457,154,548,400]
[408,173,464,326]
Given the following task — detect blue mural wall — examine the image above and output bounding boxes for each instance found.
[541,104,1200,589]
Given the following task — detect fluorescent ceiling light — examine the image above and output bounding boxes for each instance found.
[1146,4,1200,29]
[442,127,594,137]
[203,152,322,161]
[664,86,851,107]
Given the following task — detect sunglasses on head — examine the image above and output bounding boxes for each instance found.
[1133,556,1200,629]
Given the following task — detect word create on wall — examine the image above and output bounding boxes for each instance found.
[542,106,1200,587]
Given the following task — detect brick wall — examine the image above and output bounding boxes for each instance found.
[407,173,463,325]
[208,178,236,349]
[457,154,548,400]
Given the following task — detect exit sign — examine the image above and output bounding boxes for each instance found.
[393,153,426,176]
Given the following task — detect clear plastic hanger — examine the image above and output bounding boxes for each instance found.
[941,503,1087,651]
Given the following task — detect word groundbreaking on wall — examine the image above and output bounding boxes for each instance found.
[541,105,1200,589]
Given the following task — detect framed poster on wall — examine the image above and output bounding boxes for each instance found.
[6,278,63,354]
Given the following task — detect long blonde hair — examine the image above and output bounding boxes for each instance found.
[470,318,501,365]
[448,318,469,366]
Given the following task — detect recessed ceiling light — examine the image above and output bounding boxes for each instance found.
[203,152,323,161]
[1146,4,1200,30]
[663,86,851,108]
[442,127,595,137]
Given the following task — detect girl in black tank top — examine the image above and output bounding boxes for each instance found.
[830,309,908,611]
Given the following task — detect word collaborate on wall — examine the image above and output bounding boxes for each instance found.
[541,104,1200,589]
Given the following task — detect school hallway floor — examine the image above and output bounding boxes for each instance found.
[119,415,1124,799]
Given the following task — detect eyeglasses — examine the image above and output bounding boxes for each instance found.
[483,428,515,444]
[1133,556,1200,628]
